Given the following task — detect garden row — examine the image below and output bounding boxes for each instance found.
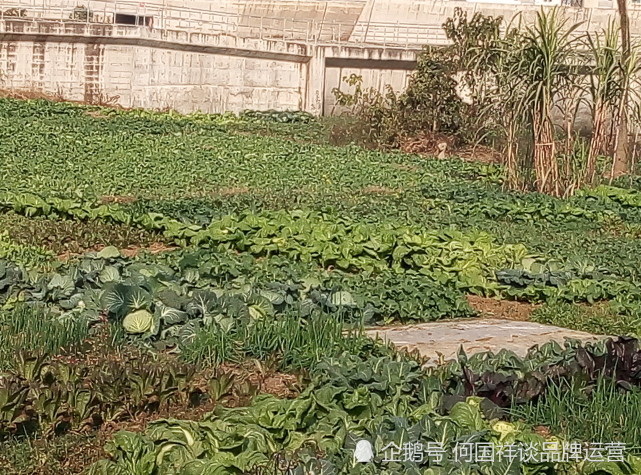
[89,338,641,474]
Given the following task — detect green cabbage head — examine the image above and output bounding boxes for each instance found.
[122,309,154,334]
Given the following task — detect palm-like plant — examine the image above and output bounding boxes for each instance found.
[480,9,581,195]
[585,21,621,184]
[516,8,581,196]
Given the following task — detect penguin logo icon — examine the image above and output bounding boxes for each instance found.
[354,439,374,463]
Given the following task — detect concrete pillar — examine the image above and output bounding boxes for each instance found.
[303,45,325,115]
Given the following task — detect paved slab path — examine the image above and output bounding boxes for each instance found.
[365,319,602,364]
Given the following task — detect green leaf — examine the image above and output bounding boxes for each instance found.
[97,246,121,259]
[99,266,121,284]
[449,401,485,432]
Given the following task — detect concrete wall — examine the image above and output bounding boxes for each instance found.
[0,19,415,115]
[105,47,304,113]
[0,27,308,113]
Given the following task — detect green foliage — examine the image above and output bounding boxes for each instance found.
[0,232,53,270]
[0,305,89,371]
[0,245,476,353]
[6,185,641,309]
[531,302,641,337]
[9,87,641,475]
[181,310,371,370]
[87,350,641,474]
[438,337,641,409]
[0,348,256,440]
[239,109,315,124]
[0,98,421,201]
[331,7,504,147]
[510,377,641,447]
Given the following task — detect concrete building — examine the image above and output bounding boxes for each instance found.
[0,0,639,114]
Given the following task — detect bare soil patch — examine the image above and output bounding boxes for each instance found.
[219,361,301,401]
[99,195,137,204]
[0,88,65,102]
[183,187,252,199]
[399,132,501,164]
[399,132,456,156]
[456,144,502,164]
[119,242,178,258]
[467,295,540,321]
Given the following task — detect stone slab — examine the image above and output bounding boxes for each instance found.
[365,319,603,365]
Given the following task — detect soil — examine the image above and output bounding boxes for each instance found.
[180,187,252,199]
[119,242,178,258]
[219,361,301,400]
[0,89,66,102]
[456,144,502,164]
[399,132,457,156]
[466,295,540,321]
[533,426,553,438]
[398,132,502,164]
[99,195,138,204]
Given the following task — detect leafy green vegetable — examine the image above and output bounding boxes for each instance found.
[122,309,154,334]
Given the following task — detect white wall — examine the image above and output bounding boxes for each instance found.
[0,38,306,113]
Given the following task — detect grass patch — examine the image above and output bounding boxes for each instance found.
[531,301,641,337]
[510,376,641,449]
[180,310,375,371]
[0,305,90,370]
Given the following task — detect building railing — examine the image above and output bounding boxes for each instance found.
[0,1,447,47]
[0,0,637,48]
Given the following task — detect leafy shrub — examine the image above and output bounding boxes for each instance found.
[331,8,502,149]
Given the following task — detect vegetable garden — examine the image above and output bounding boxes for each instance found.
[2,98,641,473]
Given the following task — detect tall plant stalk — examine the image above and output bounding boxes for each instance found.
[519,9,580,196]
[585,22,621,184]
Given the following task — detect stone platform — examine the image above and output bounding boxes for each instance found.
[365,319,603,365]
